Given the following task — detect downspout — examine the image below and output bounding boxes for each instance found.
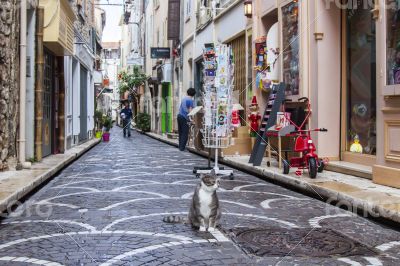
[35,8,44,162]
[17,0,31,169]
[192,2,197,94]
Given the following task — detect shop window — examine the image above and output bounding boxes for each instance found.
[346,1,376,155]
[281,1,299,96]
[387,0,400,85]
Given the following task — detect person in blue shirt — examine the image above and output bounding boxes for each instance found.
[177,88,196,151]
[120,101,133,138]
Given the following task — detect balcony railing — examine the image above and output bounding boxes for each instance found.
[196,6,212,29]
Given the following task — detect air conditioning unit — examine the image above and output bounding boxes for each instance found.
[162,63,172,83]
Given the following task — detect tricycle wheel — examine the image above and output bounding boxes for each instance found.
[308,157,317,179]
[283,160,290,175]
[318,159,325,173]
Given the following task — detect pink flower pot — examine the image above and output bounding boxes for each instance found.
[102,132,110,142]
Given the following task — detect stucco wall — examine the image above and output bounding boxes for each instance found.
[315,4,341,159]
[214,2,246,43]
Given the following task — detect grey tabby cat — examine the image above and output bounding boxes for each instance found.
[163,170,221,232]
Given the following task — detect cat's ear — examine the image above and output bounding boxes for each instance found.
[210,169,216,176]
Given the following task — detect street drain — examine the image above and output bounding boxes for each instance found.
[224,228,378,257]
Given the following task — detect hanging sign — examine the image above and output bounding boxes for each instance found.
[151,47,171,59]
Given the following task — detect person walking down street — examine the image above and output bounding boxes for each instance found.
[177,88,196,151]
[120,101,133,138]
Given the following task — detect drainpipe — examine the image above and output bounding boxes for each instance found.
[17,0,31,169]
[35,8,44,162]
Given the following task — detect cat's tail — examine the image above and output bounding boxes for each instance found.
[162,215,187,224]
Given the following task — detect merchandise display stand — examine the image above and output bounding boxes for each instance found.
[193,44,234,179]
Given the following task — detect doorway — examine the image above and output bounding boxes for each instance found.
[42,50,54,157]
[341,0,377,165]
[79,66,88,142]
[161,83,172,133]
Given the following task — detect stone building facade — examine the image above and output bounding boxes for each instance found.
[0,0,20,170]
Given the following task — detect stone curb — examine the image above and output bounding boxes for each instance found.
[0,138,101,213]
[144,132,400,224]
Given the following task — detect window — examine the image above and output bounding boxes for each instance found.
[154,0,160,9]
[387,0,400,85]
[185,0,192,20]
[281,1,300,96]
[346,1,376,155]
[78,0,86,19]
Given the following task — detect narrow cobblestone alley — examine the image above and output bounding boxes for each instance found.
[0,128,399,265]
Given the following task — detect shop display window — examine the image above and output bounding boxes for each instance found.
[346,1,376,155]
[281,1,300,96]
[387,0,400,85]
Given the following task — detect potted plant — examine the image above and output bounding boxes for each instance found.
[136,112,151,132]
[102,116,113,142]
[117,67,148,95]
[94,110,103,139]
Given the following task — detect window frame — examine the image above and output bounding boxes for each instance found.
[383,0,400,95]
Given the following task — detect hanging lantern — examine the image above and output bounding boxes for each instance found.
[244,0,252,18]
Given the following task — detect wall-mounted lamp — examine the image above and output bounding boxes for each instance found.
[244,0,252,18]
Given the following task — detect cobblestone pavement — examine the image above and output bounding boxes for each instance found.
[0,128,400,265]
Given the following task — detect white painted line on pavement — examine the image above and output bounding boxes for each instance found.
[376,241,400,252]
[308,214,354,228]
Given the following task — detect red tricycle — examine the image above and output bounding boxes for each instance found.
[281,97,328,179]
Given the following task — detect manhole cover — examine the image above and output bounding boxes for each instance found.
[225,228,378,257]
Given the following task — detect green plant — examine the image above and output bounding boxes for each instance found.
[118,66,148,94]
[136,112,151,132]
[27,157,37,163]
[102,116,113,132]
[95,110,104,130]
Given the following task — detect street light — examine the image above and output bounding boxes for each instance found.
[244,0,253,18]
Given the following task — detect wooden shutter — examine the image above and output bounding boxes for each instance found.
[229,34,247,121]
[168,0,181,40]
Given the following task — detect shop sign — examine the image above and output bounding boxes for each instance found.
[127,58,144,66]
[151,48,171,59]
[93,71,103,85]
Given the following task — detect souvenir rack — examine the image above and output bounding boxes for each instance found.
[196,44,234,177]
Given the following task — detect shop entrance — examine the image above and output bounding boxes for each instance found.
[42,50,54,157]
[79,66,88,142]
[161,83,172,133]
[229,34,247,121]
[341,0,376,165]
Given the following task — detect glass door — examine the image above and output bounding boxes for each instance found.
[343,0,377,162]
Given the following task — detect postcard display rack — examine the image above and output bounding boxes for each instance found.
[197,44,234,177]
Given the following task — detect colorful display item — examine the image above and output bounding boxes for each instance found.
[350,134,363,153]
[248,96,261,137]
[231,110,240,127]
[254,37,269,91]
